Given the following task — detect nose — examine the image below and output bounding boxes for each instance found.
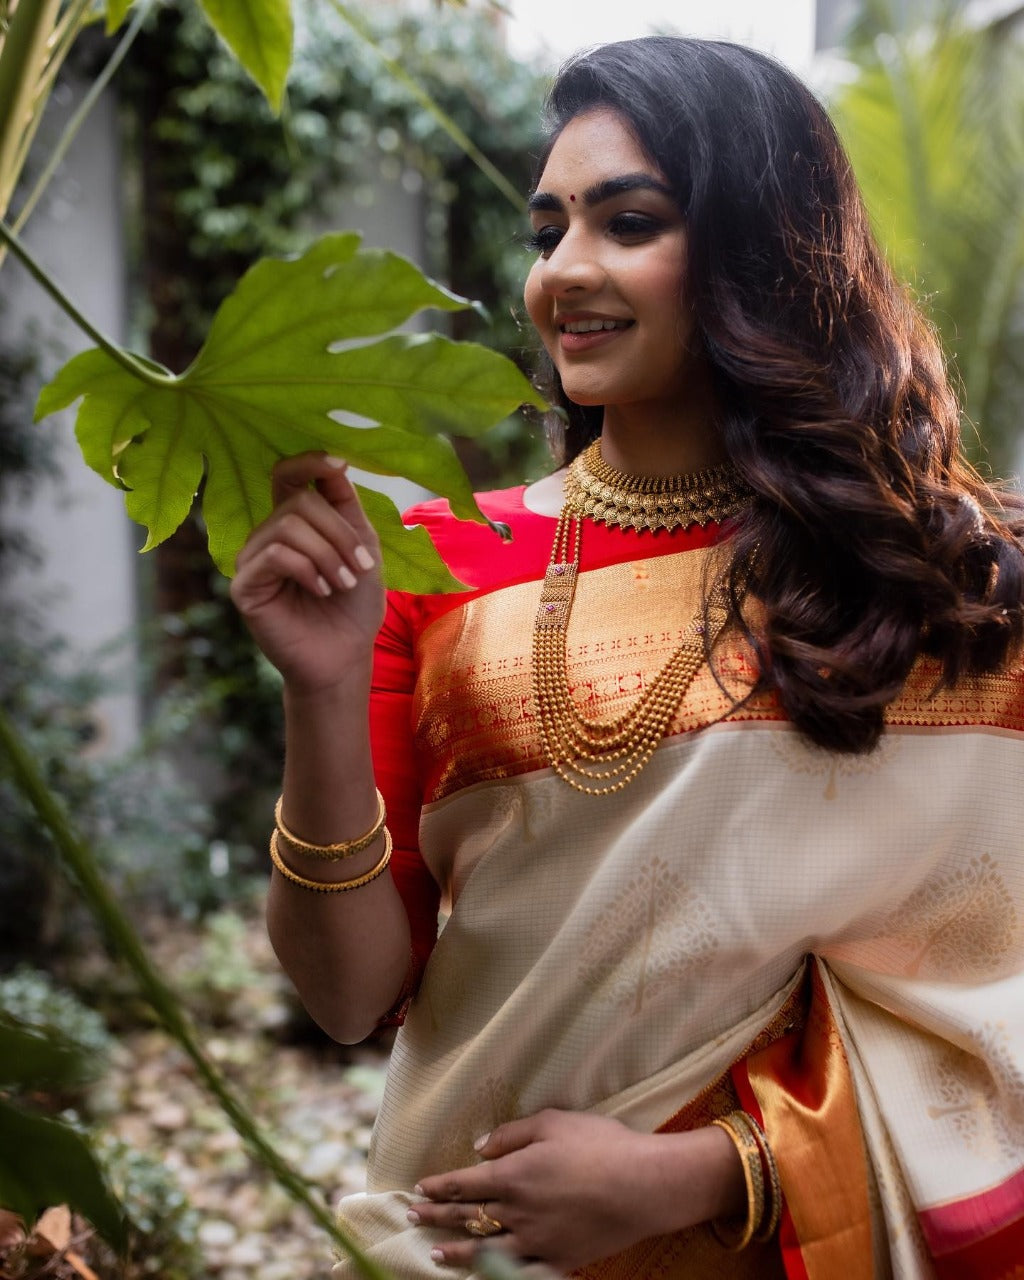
[537,229,604,296]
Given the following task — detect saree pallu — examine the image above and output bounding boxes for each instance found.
[333,499,1024,1280]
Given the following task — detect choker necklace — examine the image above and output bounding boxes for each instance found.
[531,442,745,795]
[565,440,752,533]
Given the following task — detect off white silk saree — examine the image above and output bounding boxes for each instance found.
[332,507,1024,1280]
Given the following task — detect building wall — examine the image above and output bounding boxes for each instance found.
[0,80,140,757]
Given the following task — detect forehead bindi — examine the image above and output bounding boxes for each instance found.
[533,113,671,211]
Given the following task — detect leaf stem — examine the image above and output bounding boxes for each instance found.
[328,0,526,214]
[12,1,150,237]
[0,0,62,219]
[0,705,394,1280]
[0,217,175,387]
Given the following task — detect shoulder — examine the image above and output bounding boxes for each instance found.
[401,485,558,596]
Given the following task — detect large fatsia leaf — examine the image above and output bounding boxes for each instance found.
[36,233,544,590]
[0,1098,126,1248]
[197,0,293,111]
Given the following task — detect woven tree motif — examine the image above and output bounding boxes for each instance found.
[577,857,719,1015]
[768,729,896,799]
[927,1022,1024,1160]
[883,854,1019,979]
[436,1076,521,1170]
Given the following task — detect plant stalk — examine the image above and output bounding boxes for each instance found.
[0,0,62,221]
[0,705,393,1280]
[12,1,150,237]
[0,217,175,386]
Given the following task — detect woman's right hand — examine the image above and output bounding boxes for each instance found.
[230,453,386,694]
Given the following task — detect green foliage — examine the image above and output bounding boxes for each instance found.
[830,9,1024,470]
[0,1097,126,1248]
[0,967,114,1074]
[95,1135,202,1279]
[0,978,124,1248]
[197,0,293,110]
[117,0,550,482]
[35,233,542,583]
[0,1015,94,1094]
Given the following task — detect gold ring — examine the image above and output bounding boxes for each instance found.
[464,1203,503,1237]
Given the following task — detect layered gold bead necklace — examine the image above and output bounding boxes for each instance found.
[531,440,752,795]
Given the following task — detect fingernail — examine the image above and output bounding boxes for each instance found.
[316,575,332,597]
[354,545,375,571]
[413,1184,424,1196]
[430,1249,446,1265]
[338,565,357,589]
[325,456,347,469]
[406,1209,421,1225]
[473,1132,490,1151]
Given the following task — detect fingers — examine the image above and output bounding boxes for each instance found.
[270,451,355,509]
[474,1110,558,1160]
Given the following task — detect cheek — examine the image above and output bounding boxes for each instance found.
[523,263,549,334]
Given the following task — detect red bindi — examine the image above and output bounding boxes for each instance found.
[569,194,576,202]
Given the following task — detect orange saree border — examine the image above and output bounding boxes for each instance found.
[733,961,874,1280]
[920,1165,1024,1279]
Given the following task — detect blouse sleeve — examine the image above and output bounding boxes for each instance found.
[370,587,441,1024]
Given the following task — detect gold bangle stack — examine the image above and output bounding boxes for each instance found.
[274,789,386,860]
[269,827,392,894]
[709,1111,783,1250]
[268,790,392,894]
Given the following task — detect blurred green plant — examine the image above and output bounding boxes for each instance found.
[94,1135,202,1279]
[0,967,115,1070]
[0,1010,126,1248]
[830,1,1024,472]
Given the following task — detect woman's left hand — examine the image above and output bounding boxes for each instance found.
[410,1109,737,1273]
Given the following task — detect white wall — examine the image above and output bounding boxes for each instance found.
[0,80,140,756]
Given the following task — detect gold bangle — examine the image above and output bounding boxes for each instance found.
[733,1111,782,1242]
[274,790,386,860]
[709,1113,764,1252]
[269,826,392,893]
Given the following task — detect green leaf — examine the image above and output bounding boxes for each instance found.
[105,0,132,35]
[356,485,468,594]
[0,1017,90,1091]
[0,1098,126,1247]
[35,234,545,584]
[196,0,294,112]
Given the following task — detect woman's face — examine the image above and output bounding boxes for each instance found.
[524,109,695,419]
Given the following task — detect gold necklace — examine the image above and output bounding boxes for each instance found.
[565,440,752,532]
[531,443,746,795]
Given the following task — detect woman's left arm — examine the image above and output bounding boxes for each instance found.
[410,1109,744,1272]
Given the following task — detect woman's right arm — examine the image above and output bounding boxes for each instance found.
[230,453,412,1043]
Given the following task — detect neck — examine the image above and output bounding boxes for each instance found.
[598,365,726,476]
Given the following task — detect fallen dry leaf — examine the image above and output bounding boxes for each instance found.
[0,1211,24,1250]
[34,1205,72,1252]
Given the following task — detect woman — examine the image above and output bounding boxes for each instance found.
[230,37,1024,1279]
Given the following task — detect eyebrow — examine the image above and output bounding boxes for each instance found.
[528,172,674,213]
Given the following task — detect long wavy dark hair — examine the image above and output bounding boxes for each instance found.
[535,36,1024,753]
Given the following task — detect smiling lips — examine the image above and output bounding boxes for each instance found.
[557,315,634,353]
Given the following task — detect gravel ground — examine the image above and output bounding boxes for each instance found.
[84,907,392,1280]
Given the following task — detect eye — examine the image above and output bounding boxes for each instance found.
[525,226,564,258]
[607,212,664,240]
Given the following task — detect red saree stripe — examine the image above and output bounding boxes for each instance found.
[920,1164,1024,1259]
[931,1213,1024,1280]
